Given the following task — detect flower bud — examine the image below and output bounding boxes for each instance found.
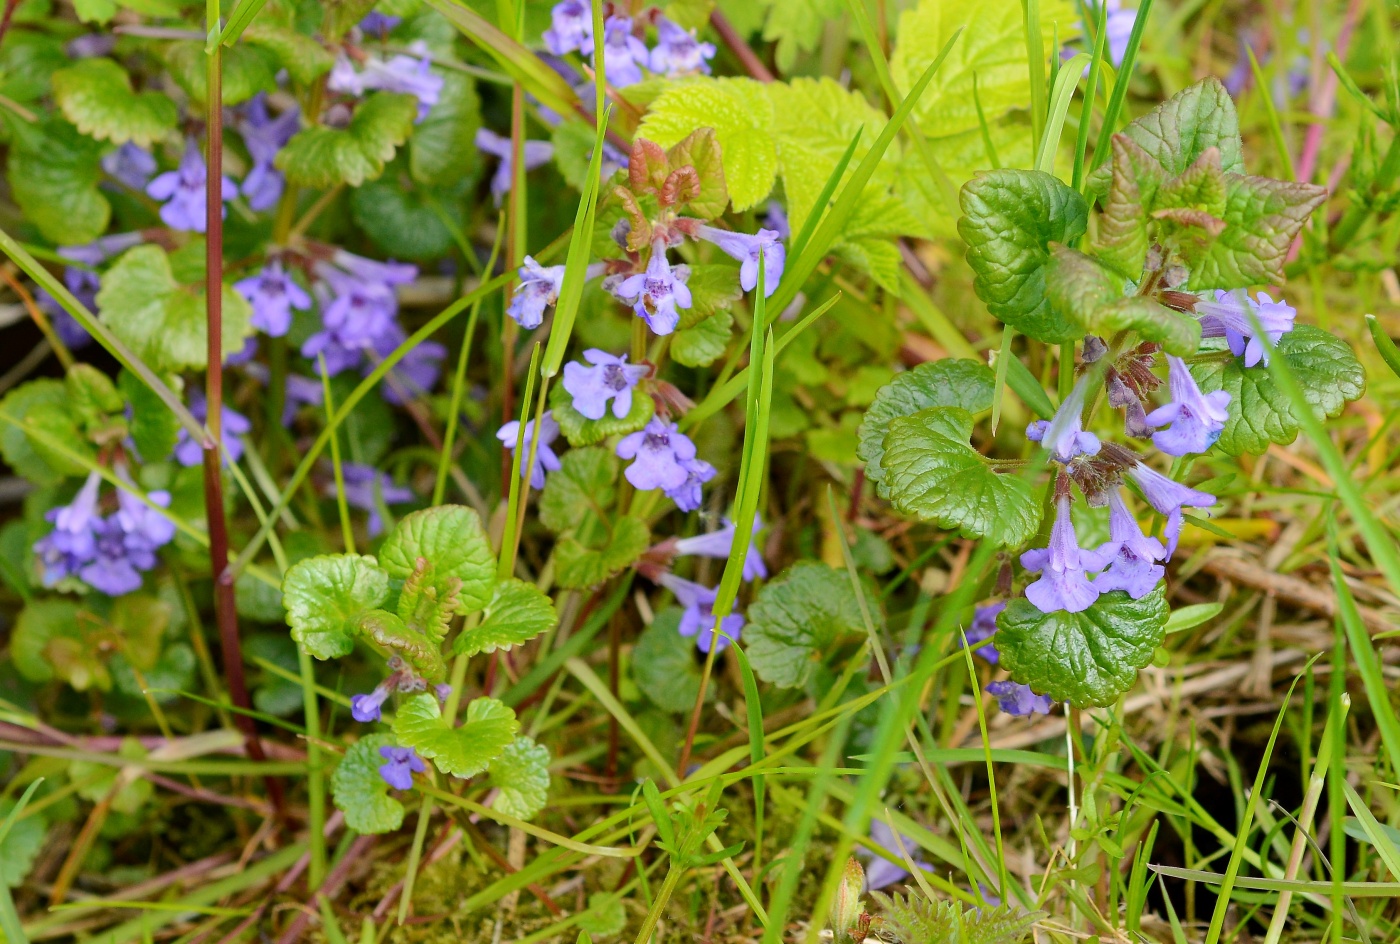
[828,856,865,940]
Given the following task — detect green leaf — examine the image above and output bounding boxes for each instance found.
[0,378,92,478]
[7,118,110,245]
[488,735,551,819]
[165,42,278,105]
[632,608,704,712]
[745,562,877,689]
[1179,172,1328,291]
[638,78,778,211]
[410,72,481,186]
[0,798,46,888]
[1087,78,1244,196]
[282,554,391,660]
[66,364,123,432]
[95,245,254,372]
[359,609,446,682]
[996,586,1170,707]
[555,515,650,590]
[10,599,100,687]
[672,309,733,367]
[350,176,461,260]
[759,0,843,72]
[577,892,628,938]
[1093,134,1165,278]
[1189,325,1367,456]
[889,0,1074,135]
[52,59,178,149]
[331,733,407,834]
[73,0,117,24]
[243,23,336,85]
[666,128,728,219]
[119,369,181,463]
[880,406,1041,546]
[857,359,995,493]
[1044,246,1201,356]
[275,92,419,189]
[69,739,152,814]
[549,381,654,448]
[377,505,496,614]
[452,578,556,658]
[392,693,519,778]
[0,32,69,104]
[958,169,1089,343]
[539,447,618,532]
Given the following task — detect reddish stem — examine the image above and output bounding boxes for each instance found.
[709,10,774,82]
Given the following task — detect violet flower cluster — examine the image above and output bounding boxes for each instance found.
[328,40,445,121]
[542,3,715,85]
[33,472,176,596]
[655,515,768,654]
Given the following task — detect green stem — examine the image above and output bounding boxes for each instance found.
[299,648,326,887]
[632,864,683,944]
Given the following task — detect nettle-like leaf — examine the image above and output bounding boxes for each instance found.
[392,692,519,779]
[0,378,93,479]
[488,735,551,820]
[410,71,481,187]
[359,609,446,683]
[1044,246,1201,356]
[351,177,463,261]
[556,515,650,590]
[857,359,996,493]
[996,586,1169,707]
[1095,135,1165,279]
[332,733,407,834]
[745,562,877,689]
[0,798,47,888]
[52,59,178,148]
[549,380,654,447]
[242,24,336,85]
[165,42,278,105]
[96,246,254,372]
[880,407,1042,547]
[378,505,496,614]
[7,118,110,245]
[959,169,1089,343]
[540,447,618,533]
[672,309,734,367]
[282,554,391,660]
[1189,326,1366,456]
[665,127,728,219]
[1178,172,1327,290]
[276,92,419,189]
[632,608,705,713]
[453,578,556,658]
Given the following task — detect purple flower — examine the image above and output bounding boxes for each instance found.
[1195,290,1296,368]
[1103,0,1138,65]
[616,417,697,492]
[367,323,446,405]
[1026,376,1100,462]
[238,95,300,211]
[81,517,146,596]
[665,457,717,513]
[435,683,452,704]
[45,232,143,323]
[351,684,391,722]
[359,11,401,35]
[328,42,443,121]
[337,463,415,537]
[1092,489,1166,598]
[475,129,555,205]
[1021,494,1116,614]
[378,745,425,789]
[67,33,116,58]
[1144,355,1231,456]
[235,260,311,337]
[34,472,102,586]
[594,16,649,87]
[173,390,252,467]
[764,202,790,241]
[659,573,745,653]
[508,256,566,329]
[302,254,415,375]
[1126,463,1215,559]
[616,243,692,335]
[962,601,1005,664]
[225,335,259,367]
[146,139,238,233]
[986,681,1054,717]
[497,413,563,489]
[114,488,176,567]
[103,142,157,190]
[544,0,592,55]
[695,225,785,297]
[242,363,325,424]
[562,349,648,420]
[33,473,175,595]
[649,17,715,76]
[673,515,767,582]
[864,820,932,890]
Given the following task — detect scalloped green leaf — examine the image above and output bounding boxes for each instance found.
[165,42,277,106]
[857,359,996,493]
[452,578,556,658]
[555,515,650,590]
[996,586,1169,707]
[282,554,391,660]
[672,309,733,367]
[411,71,481,187]
[488,735,551,820]
[1189,325,1367,456]
[1044,246,1201,356]
[1179,173,1328,291]
[7,118,110,245]
[392,693,519,779]
[958,169,1089,343]
[632,608,704,712]
[331,733,407,834]
[378,505,496,614]
[275,92,418,189]
[745,562,877,689]
[540,447,618,533]
[52,59,178,148]
[0,378,92,479]
[119,369,181,464]
[880,406,1041,546]
[243,23,336,85]
[549,380,654,448]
